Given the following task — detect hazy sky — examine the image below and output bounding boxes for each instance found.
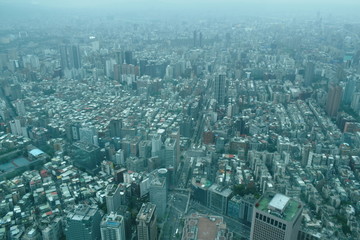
[1,0,360,21]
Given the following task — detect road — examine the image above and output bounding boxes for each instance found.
[160,192,188,240]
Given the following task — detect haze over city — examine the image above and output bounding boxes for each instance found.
[0,0,360,240]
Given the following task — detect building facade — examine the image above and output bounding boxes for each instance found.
[250,193,303,240]
[65,204,102,240]
[136,203,157,240]
[100,212,126,240]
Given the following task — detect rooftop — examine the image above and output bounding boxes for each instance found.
[183,213,228,240]
[136,203,156,223]
[256,193,302,222]
[269,194,290,212]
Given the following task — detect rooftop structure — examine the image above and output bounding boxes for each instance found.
[251,192,303,240]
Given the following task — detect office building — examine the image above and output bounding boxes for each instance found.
[60,44,82,70]
[214,74,226,105]
[71,141,100,173]
[65,204,102,240]
[164,138,177,168]
[151,134,162,157]
[149,170,167,219]
[207,184,232,215]
[105,184,123,213]
[227,194,256,226]
[304,62,315,86]
[250,193,303,240]
[343,77,356,105]
[136,203,157,240]
[125,51,133,65]
[100,212,126,240]
[70,45,82,69]
[41,217,62,240]
[325,84,342,118]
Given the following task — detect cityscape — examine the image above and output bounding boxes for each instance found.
[0,0,360,239]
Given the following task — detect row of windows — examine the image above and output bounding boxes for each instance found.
[255,212,287,230]
[253,219,286,240]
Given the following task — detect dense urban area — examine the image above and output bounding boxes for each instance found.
[0,4,360,240]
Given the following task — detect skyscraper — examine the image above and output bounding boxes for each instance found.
[149,169,167,219]
[65,204,102,240]
[125,51,133,65]
[193,30,197,47]
[214,74,226,105]
[136,203,157,240]
[109,119,123,138]
[70,45,81,69]
[304,62,315,86]
[164,138,176,168]
[250,193,303,240]
[343,77,356,105]
[100,212,126,240]
[325,84,343,118]
[105,184,122,213]
[59,44,81,70]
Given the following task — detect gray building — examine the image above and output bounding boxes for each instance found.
[137,203,157,240]
[100,212,126,240]
[149,170,167,219]
[214,73,226,105]
[250,193,303,240]
[227,194,256,226]
[207,184,232,215]
[65,204,102,240]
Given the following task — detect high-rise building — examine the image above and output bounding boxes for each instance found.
[207,184,232,215]
[227,195,256,226]
[100,212,126,240]
[65,204,102,240]
[149,169,167,219]
[109,119,123,138]
[60,44,70,70]
[105,184,123,213]
[125,51,133,65]
[304,62,315,86]
[343,77,357,105]
[164,138,176,168]
[59,44,81,71]
[136,203,157,240]
[71,141,100,173]
[199,32,203,48]
[151,134,162,157]
[325,84,343,117]
[351,92,360,114]
[41,217,62,240]
[70,45,82,69]
[250,193,303,240]
[214,74,226,105]
[193,30,197,47]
